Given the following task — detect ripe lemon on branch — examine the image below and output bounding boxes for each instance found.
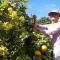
[11,11,17,17]
[8,7,13,15]
[41,45,48,52]
[34,50,41,56]
[2,21,13,30]
[0,45,9,56]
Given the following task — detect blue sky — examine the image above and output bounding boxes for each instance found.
[26,0,60,19]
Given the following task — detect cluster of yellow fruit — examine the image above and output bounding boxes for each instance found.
[2,21,13,30]
[19,16,25,22]
[8,7,17,18]
[0,45,9,56]
[34,45,48,56]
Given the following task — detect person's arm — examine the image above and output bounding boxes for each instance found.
[36,26,60,35]
[35,23,48,30]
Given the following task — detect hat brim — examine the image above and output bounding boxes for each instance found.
[48,12,60,17]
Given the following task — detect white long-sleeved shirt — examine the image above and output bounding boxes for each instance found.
[36,22,60,45]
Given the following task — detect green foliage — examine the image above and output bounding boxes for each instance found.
[0,0,53,60]
[38,17,51,24]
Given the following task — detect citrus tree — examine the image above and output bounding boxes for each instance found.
[24,15,53,60]
[38,17,51,24]
[0,0,53,60]
[0,0,30,60]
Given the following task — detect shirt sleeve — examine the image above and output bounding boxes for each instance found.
[35,23,48,30]
[38,25,60,35]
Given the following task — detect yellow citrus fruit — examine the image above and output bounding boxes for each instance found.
[8,7,13,15]
[41,45,48,52]
[34,50,41,56]
[11,11,17,17]
[3,22,13,29]
[8,7,13,11]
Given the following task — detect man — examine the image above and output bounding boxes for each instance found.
[34,10,60,60]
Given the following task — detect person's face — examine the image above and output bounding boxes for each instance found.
[50,14,59,22]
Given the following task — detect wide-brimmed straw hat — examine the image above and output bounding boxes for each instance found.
[48,10,60,17]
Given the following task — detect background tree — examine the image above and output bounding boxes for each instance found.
[38,17,51,24]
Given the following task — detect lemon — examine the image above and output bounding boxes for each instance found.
[11,11,17,17]
[34,50,41,56]
[41,45,48,52]
[8,7,13,15]
[3,22,13,30]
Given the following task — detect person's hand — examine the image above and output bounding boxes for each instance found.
[34,22,40,29]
